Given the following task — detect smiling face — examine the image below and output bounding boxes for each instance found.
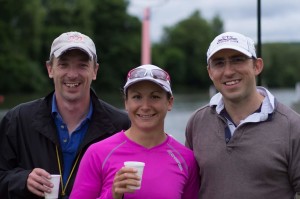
[125,81,173,134]
[207,49,263,103]
[46,49,99,103]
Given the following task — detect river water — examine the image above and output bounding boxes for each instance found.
[0,88,299,144]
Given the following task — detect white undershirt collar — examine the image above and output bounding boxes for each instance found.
[210,86,275,127]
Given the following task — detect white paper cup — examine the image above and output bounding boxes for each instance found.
[44,174,61,199]
[124,161,145,190]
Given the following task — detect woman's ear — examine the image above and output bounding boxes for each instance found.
[168,96,174,111]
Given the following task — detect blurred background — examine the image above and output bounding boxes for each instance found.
[0,0,300,143]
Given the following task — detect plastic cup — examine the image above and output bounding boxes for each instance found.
[44,174,61,199]
[124,161,145,190]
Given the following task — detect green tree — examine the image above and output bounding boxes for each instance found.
[0,0,47,93]
[152,46,185,88]
[211,15,224,36]
[40,0,95,63]
[0,0,142,94]
[262,43,300,87]
[152,11,224,91]
[0,54,47,93]
[90,0,141,92]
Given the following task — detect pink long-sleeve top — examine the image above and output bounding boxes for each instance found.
[70,130,199,199]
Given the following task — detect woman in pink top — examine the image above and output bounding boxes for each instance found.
[70,64,200,199]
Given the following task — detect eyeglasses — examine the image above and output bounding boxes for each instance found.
[127,68,171,82]
[209,56,253,70]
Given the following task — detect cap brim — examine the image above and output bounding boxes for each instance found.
[207,45,252,62]
[124,77,172,95]
[53,43,94,59]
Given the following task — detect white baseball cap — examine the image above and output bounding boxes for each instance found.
[50,31,97,60]
[124,64,172,95]
[207,32,257,62]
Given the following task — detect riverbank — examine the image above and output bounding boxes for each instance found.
[1,88,300,124]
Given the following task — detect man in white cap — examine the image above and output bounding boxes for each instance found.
[0,31,130,199]
[185,32,300,199]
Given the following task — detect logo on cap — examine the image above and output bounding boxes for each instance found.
[67,34,84,43]
[217,36,238,44]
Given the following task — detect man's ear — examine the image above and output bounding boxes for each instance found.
[46,62,53,78]
[254,58,264,75]
[93,63,99,80]
[207,65,214,82]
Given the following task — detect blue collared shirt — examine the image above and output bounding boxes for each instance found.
[51,93,93,185]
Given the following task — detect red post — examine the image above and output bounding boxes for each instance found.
[141,7,151,65]
[0,95,4,104]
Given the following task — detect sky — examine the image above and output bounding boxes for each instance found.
[128,0,300,43]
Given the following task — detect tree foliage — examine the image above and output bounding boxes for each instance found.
[262,43,300,87]
[0,0,141,94]
[0,0,47,93]
[152,11,224,92]
[90,0,141,91]
[153,10,300,91]
[0,1,299,95]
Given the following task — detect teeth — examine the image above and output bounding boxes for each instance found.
[225,80,239,85]
[65,83,79,88]
[138,114,154,118]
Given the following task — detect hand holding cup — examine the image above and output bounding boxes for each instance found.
[124,161,145,190]
[44,174,61,199]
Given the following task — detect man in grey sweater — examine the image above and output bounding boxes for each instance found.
[185,31,300,199]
